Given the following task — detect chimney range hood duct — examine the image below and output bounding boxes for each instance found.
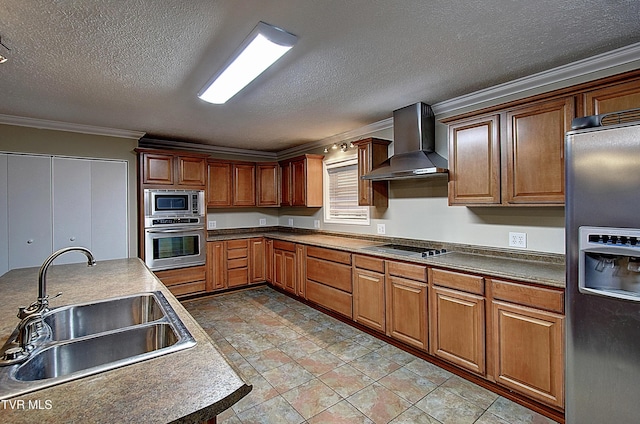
[362,103,448,181]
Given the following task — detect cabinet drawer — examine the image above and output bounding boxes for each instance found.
[306,246,351,265]
[154,265,206,286]
[306,280,353,319]
[166,280,206,297]
[491,279,564,313]
[431,268,484,295]
[306,257,352,292]
[273,240,296,252]
[227,257,248,269]
[354,255,385,273]
[228,268,249,287]
[226,239,250,250]
[387,261,427,282]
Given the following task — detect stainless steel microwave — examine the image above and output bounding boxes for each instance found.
[144,189,204,219]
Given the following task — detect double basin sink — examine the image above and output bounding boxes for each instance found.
[0,291,196,399]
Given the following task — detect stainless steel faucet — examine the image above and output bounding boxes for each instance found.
[0,247,96,365]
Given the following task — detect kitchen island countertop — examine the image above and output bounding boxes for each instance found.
[0,258,250,423]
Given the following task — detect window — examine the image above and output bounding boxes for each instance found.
[324,156,369,225]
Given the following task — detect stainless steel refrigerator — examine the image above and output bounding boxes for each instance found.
[566,113,640,423]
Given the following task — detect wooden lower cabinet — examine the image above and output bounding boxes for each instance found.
[226,239,249,288]
[264,239,273,283]
[207,241,225,291]
[353,266,386,333]
[273,241,297,293]
[295,244,306,298]
[154,265,206,297]
[305,246,353,319]
[429,269,486,375]
[250,238,265,283]
[491,300,564,408]
[386,275,428,350]
[430,285,485,375]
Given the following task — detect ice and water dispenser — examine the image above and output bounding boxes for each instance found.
[579,226,640,301]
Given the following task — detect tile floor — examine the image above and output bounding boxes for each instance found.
[183,286,559,424]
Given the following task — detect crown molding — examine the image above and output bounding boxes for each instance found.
[139,137,278,159]
[276,117,393,158]
[0,114,145,139]
[431,42,640,116]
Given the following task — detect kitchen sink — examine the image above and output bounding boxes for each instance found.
[44,293,166,341]
[14,323,180,381]
[0,291,196,399]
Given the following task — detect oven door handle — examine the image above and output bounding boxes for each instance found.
[146,227,205,233]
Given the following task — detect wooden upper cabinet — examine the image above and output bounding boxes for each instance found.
[505,97,573,205]
[138,149,206,188]
[207,160,232,207]
[352,138,391,207]
[178,156,206,186]
[232,163,256,207]
[279,154,324,207]
[448,115,501,205]
[583,77,640,116]
[207,160,258,207]
[256,162,280,207]
[142,152,174,185]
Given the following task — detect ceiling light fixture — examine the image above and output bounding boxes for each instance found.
[198,22,297,104]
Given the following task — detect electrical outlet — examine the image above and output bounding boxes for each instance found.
[207,221,217,230]
[509,232,527,248]
[259,218,267,226]
[314,220,320,229]
[377,224,386,235]
[288,218,294,226]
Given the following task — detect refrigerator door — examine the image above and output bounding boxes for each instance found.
[565,123,640,423]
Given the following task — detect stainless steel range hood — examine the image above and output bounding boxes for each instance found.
[362,103,448,181]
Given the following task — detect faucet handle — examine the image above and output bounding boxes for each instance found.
[17,301,40,319]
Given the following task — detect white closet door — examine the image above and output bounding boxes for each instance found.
[0,154,8,277]
[52,157,92,264]
[8,155,53,269]
[91,160,128,261]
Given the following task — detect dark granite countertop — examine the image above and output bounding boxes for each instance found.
[0,258,251,423]
[208,230,565,288]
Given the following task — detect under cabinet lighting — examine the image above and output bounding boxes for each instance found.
[198,22,297,104]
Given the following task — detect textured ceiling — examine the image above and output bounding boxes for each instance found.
[1,0,639,152]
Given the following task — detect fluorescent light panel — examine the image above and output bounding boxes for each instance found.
[198,22,297,104]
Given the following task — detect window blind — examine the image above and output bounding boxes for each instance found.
[326,163,368,221]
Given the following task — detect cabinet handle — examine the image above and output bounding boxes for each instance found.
[70,237,76,242]
[26,239,34,244]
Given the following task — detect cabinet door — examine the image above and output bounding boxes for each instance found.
[177,156,206,187]
[295,244,305,298]
[91,160,128,261]
[233,163,256,206]
[8,155,52,269]
[283,250,297,294]
[0,154,8,276]
[265,239,273,283]
[207,241,225,291]
[142,152,173,185]
[207,161,232,207]
[448,115,501,205]
[430,286,485,375]
[492,300,564,408]
[53,158,92,264]
[280,162,292,207]
[505,97,573,204]
[250,238,265,283]
[353,139,390,207]
[291,159,306,206]
[273,249,284,289]
[353,268,386,333]
[257,163,280,206]
[583,78,640,116]
[386,275,428,350]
